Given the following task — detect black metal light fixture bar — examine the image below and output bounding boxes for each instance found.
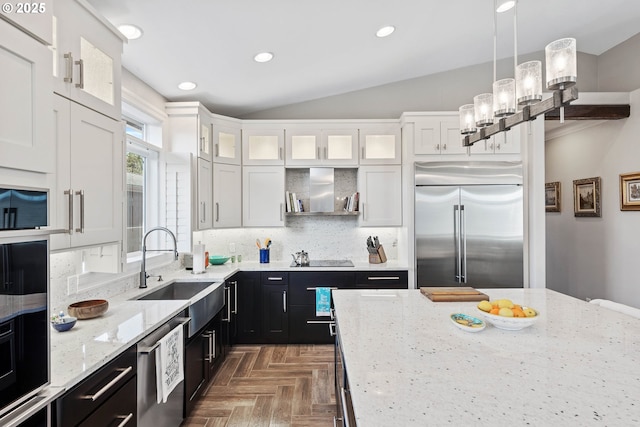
[463,86,578,147]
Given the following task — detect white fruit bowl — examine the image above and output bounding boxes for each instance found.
[477,308,539,331]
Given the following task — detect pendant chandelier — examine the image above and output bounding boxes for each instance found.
[460,0,578,146]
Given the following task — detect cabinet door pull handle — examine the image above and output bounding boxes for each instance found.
[75,190,85,233]
[367,276,400,280]
[63,52,73,83]
[306,287,338,291]
[232,281,238,314]
[215,143,219,157]
[65,189,74,234]
[279,146,283,160]
[83,366,133,401]
[222,286,231,322]
[75,59,84,89]
[307,320,333,325]
[340,387,352,427]
[280,203,284,221]
[443,143,447,151]
[329,322,337,336]
[317,146,320,160]
[283,290,287,313]
[201,202,206,222]
[115,413,134,427]
[267,277,283,281]
[361,146,365,159]
[324,146,328,159]
[215,202,220,222]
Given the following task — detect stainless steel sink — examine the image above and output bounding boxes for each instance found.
[136,281,214,300]
[136,281,224,338]
[289,260,354,267]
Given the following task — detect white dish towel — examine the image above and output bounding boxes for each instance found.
[155,324,184,403]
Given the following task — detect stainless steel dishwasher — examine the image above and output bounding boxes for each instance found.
[137,314,190,427]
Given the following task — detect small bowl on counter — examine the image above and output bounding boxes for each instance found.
[68,299,109,319]
[208,255,230,265]
[51,315,77,332]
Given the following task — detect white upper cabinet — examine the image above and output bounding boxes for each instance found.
[468,124,521,155]
[196,158,212,230]
[52,0,124,120]
[166,102,213,161]
[0,1,52,44]
[243,166,285,227]
[413,117,466,155]
[358,165,402,226]
[242,128,285,166]
[212,119,241,165]
[358,124,401,164]
[285,127,359,166]
[0,19,53,173]
[51,95,123,250]
[213,163,242,228]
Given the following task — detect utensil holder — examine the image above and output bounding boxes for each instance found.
[368,245,387,264]
[259,248,270,263]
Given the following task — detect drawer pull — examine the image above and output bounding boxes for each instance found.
[306,287,338,291]
[329,322,337,336]
[83,366,133,401]
[116,413,134,427]
[267,277,283,281]
[340,387,351,427]
[367,276,400,280]
[306,320,333,324]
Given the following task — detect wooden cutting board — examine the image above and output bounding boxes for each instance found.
[420,287,489,302]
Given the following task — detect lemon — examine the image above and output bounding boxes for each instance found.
[498,307,514,317]
[477,300,492,312]
[523,307,537,317]
[497,299,514,309]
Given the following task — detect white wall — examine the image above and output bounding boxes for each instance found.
[545,88,640,307]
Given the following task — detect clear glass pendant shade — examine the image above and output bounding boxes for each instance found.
[493,78,516,117]
[474,93,494,127]
[516,60,543,105]
[459,104,476,134]
[545,38,577,89]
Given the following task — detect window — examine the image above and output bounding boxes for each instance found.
[125,119,159,258]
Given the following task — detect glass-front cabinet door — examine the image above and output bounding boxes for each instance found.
[242,129,285,165]
[213,123,241,165]
[323,129,359,166]
[285,128,358,166]
[285,129,322,166]
[359,125,401,165]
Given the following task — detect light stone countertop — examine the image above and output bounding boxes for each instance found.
[332,288,640,426]
[49,260,408,394]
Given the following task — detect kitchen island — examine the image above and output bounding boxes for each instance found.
[332,288,640,426]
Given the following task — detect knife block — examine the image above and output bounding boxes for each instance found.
[368,245,387,264]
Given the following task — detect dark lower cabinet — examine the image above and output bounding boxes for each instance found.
[262,283,289,343]
[355,271,408,289]
[235,272,262,344]
[53,346,136,427]
[289,305,333,344]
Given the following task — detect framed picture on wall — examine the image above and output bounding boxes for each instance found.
[573,177,601,217]
[545,182,561,212]
[620,172,640,211]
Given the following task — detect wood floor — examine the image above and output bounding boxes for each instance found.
[181,344,337,427]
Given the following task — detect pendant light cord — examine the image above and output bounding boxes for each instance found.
[514,0,518,76]
[493,0,497,83]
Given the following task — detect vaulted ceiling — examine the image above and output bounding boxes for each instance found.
[88,0,640,117]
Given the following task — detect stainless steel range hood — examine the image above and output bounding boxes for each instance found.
[309,168,334,212]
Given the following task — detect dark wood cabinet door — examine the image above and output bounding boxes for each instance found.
[184,333,206,416]
[235,272,263,343]
[262,284,289,343]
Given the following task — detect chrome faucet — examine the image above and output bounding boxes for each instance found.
[140,226,178,288]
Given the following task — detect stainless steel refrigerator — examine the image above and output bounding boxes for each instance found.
[415,161,524,288]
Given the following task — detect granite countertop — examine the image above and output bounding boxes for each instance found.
[332,288,640,426]
[48,260,409,394]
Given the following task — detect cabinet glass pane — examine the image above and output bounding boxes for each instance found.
[365,135,395,159]
[249,135,279,160]
[200,123,210,155]
[218,131,236,159]
[0,44,33,148]
[80,37,114,105]
[327,135,352,160]
[291,135,317,160]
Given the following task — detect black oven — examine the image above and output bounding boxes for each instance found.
[0,238,48,418]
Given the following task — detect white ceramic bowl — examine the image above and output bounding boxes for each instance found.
[477,308,538,331]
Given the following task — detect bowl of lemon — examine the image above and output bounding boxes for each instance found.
[477,299,538,331]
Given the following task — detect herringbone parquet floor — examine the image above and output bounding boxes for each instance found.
[181,344,337,427]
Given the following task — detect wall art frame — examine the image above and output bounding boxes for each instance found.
[545,181,561,212]
[620,172,640,211]
[573,177,601,217]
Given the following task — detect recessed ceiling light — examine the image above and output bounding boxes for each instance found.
[254,52,274,63]
[117,24,143,40]
[376,25,396,38]
[496,1,516,13]
[178,81,197,91]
